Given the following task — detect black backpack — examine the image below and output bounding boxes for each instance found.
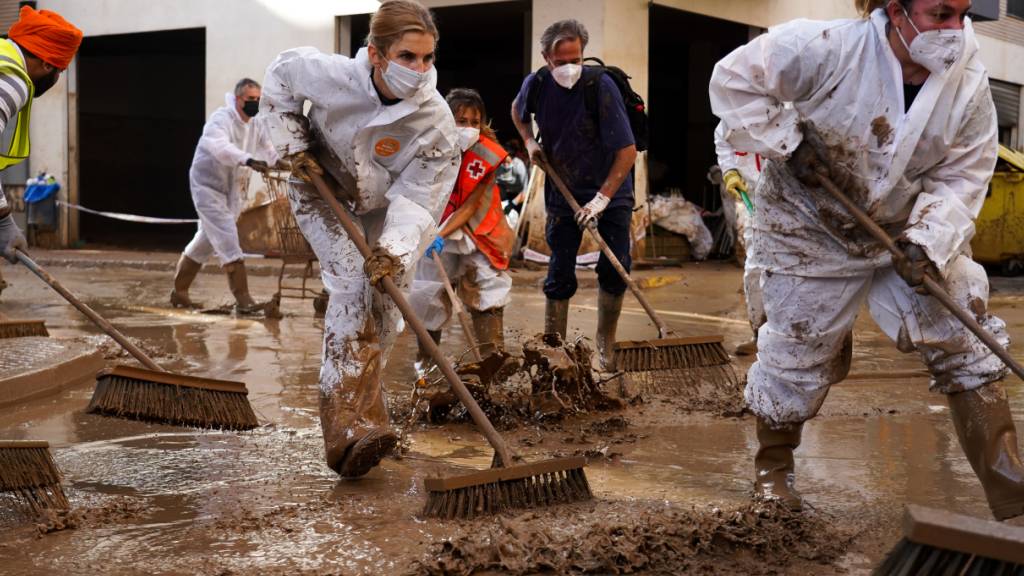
[525,56,649,152]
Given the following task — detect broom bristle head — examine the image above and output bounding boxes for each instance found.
[0,319,49,339]
[87,365,258,431]
[612,338,739,394]
[422,457,592,519]
[0,441,69,513]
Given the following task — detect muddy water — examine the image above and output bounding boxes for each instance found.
[0,261,1021,574]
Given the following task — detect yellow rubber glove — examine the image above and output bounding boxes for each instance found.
[723,169,747,201]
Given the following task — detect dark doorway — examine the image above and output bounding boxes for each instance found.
[350,1,531,149]
[77,28,205,248]
[648,6,749,211]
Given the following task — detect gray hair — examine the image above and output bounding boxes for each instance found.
[540,19,588,56]
[234,78,261,97]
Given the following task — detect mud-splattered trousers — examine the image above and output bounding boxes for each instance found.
[287,180,407,462]
[408,234,512,331]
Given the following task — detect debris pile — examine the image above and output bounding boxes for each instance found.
[413,500,851,575]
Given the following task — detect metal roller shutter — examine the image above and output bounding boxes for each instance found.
[0,0,18,37]
[991,79,1021,128]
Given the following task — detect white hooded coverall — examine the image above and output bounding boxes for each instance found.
[709,10,1008,425]
[715,121,765,334]
[261,47,460,451]
[184,93,278,265]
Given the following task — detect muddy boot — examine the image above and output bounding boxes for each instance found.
[224,260,260,314]
[735,336,758,356]
[544,298,569,340]
[415,329,442,375]
[948,383,1024,520]
[471,307,504,357]
[320,342,397,478]
[170,254,203,308]
[595,290,623,370]
[754,416,804,511]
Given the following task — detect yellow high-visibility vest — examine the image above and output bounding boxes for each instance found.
[0,40,33,170]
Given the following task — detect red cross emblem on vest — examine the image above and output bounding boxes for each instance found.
[467,159,486,181]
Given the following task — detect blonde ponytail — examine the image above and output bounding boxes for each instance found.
[856,0,910,18]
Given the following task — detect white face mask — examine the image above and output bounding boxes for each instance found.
[380,59,431,99]
[456,126,480,152]
[551,63,582,89]
[895,9,965,75]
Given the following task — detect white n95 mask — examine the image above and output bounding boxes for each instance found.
[457,127,480,152]
[551,63,582,89]
[382,59,431,99]
[896,10,965,75]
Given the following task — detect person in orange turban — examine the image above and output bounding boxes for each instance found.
[7,5,82,96]
[0,6,81,271]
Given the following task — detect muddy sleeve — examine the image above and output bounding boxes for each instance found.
[201,113,249,167]
[709,21,836,161]
[260,47,326,157]
[255,118,280,165]
[903,82,999,276]
[376,126,462,269]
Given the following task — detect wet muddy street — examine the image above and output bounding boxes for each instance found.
[1,256,1023,575]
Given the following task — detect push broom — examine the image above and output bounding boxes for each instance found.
[874,505,1024,575]
[0,311,48,338]
[0,440,69,514]
[537,159,738,392]
[305,170,590,519]
[14,250,258,431]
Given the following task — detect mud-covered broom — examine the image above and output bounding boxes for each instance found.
[0,311,48,338]
[874,505,1024,575]
[0,440,69,514]
[538,160,739,393]
[14,250,258,431]
[305,170,591,520]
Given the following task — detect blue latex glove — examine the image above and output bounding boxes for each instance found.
[424,235,444,258]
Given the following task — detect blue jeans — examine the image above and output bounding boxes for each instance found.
[544,206,631,300]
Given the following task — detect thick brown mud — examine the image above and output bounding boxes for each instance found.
[0,260,1021,574]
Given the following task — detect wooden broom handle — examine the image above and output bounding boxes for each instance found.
[537,159,673,339]
[15,250,163,372]
[304,171,513,467]
[815,175,1024,382]
[431,251,483,362]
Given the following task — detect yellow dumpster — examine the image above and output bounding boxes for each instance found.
[972,145,1024,273]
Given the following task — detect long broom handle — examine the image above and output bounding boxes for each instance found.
[815,175,1024,382]
[15,250,163,372]
[537,160,673,339]
[431,251,483,362]
[304,171,513,467]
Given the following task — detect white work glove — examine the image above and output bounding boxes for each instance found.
[0,214,27,264]
[575,193,611,229]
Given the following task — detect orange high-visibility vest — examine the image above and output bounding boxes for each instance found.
[441,136,514,270]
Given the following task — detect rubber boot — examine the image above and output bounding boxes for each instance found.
[735,336,758,356]
[754,416,804,511]
[544,298,569,341]
[471,307,505,357]
[595,290,623,370]
[948,383,1024,520]
[415,329,442,375]
[170,254,203,308]
[320,336,397,478]
[224,260,260,314]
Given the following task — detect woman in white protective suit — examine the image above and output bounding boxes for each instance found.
[261,0,460,478]
[710,0,1024,521]
[714,122,764,357]
[171,78,278,312]
[408,88,514,369]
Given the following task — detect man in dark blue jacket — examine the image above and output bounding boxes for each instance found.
[511,18,638,368]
